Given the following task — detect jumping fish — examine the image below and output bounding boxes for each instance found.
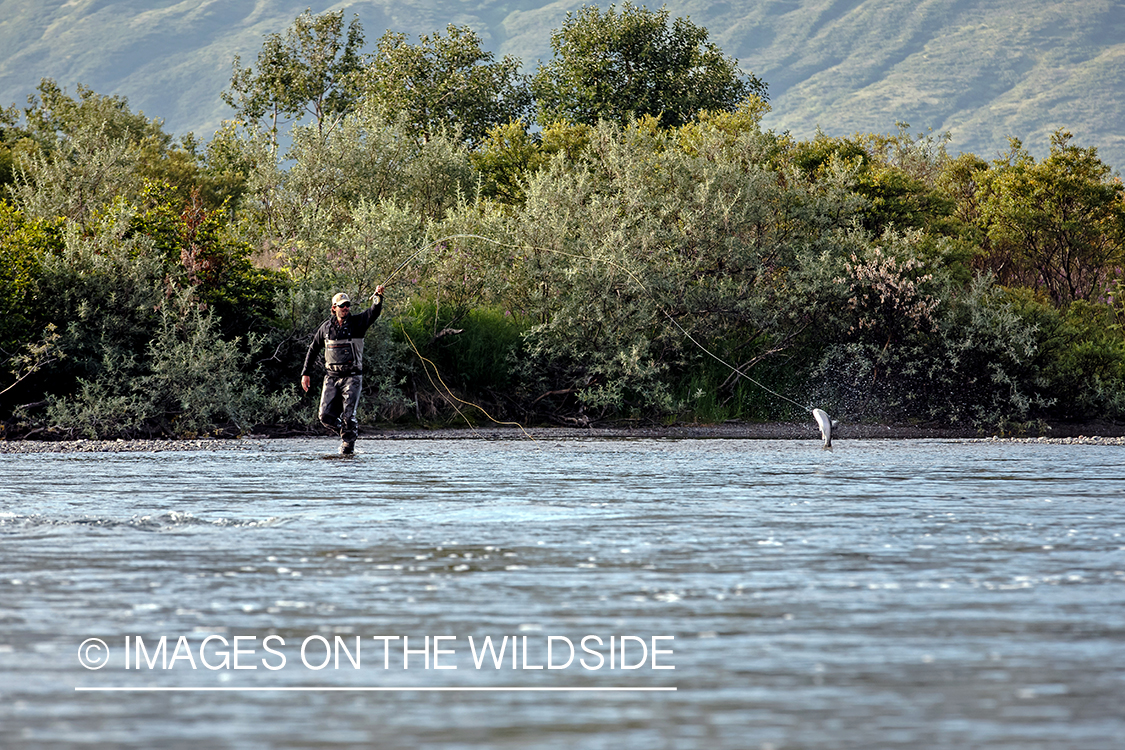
[812,408,836,449]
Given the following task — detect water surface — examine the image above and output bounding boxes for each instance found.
[2,438,1123,749]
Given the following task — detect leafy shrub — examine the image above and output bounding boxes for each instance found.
[46,291,293,437]
[1041,299,1125,420]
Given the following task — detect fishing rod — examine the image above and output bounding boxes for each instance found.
[375,232,837,446]
[379,233,504,290]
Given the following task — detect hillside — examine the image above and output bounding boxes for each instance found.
[0,0,1122,168]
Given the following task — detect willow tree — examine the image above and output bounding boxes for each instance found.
[973,130,1125,306]
[531,2,765,128]
[359,25,531,148]
[223,10,366,151]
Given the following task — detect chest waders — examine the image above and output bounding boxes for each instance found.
[324,337,364,373]
[320,335,365,450]
[319,373,362,447]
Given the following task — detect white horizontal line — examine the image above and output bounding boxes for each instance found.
[76,686,676,692]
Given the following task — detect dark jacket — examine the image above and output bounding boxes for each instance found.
[301,297,383,377]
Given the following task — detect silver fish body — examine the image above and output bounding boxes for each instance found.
[813,408,834,449]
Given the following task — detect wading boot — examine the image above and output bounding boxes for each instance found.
[339,440,354,455]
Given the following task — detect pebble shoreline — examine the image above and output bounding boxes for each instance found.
[974,435,1125,445]
[0,438,269,454]
[1,428,1123,453]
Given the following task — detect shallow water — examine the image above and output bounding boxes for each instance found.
[2,438,1123,749]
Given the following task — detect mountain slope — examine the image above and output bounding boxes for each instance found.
[722,0,1125,163]
[0,0,1121,168]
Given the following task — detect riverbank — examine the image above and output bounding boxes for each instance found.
[2,420,1125,452]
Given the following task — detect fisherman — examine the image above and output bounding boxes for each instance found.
[301,286,385,454]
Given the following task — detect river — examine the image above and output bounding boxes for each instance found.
[2,437,1123,749]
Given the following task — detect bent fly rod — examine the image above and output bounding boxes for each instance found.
[375,233,839,447]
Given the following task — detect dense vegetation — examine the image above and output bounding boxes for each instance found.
[2,5,1123,438]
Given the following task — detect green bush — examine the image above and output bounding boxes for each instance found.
[1042,299,1125,420]
[46,291,293,437]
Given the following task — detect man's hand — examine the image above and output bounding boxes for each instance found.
[373,284,385,301]
[301,375,311,392]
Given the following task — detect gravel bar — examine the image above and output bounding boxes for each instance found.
[0,438,268,454]
[2,423,1123,453]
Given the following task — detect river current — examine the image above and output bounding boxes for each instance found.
[1,437,1123,749]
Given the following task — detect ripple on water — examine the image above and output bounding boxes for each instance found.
[1,438,1123,749]
[0,511,284,532]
